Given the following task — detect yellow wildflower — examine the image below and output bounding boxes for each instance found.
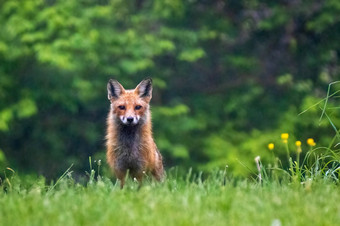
[268,143,274,150]
[307,138,316,147]
[295,141,301,147]
[281,133,289,143]
[296,141,302,153]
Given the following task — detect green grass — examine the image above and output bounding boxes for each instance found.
[1,169,340,226]
[1,138,339,226]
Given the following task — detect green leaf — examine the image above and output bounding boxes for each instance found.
[16,99,38,118]
[178,48,205,62]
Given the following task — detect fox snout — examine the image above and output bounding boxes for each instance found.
[120,115,140,125]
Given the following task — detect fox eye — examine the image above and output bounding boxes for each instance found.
[135,105,142,110]
[118,105,126,110]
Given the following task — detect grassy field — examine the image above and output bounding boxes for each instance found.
[1,168,339,226]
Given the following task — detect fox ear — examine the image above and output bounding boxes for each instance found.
[107,79,125,100]
[135,78,152,99]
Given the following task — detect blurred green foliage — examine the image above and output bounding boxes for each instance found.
[0,0,339,178]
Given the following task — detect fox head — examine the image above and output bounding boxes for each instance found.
[107,78,152,126]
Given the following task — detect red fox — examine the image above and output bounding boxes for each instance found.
[106,78,164,188]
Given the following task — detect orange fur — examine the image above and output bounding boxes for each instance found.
[105,78,163,188]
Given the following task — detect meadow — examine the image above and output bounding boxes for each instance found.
[1,151,339,226]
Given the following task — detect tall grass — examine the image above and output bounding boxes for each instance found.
[255,81,340,185]
[1,166,340,226]
[258,142,340,186]
[0,137,339,226]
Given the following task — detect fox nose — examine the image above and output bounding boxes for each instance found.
[127,117,134,123]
